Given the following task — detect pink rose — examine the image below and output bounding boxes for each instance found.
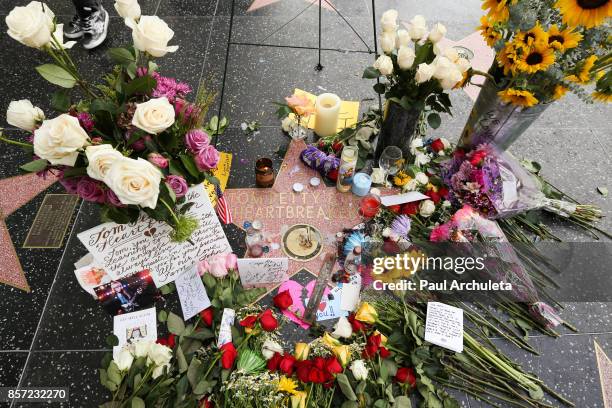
[185,129,210,153]
[166,175,188,198]
[106,189,126,207]
[225,253,238,270]
[77,177,105,203]
[197,253,229,278]
[194,145,220,171]
[148,152,169,169]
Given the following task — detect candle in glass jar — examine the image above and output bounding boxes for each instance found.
[359,194,381,218]
[351,172,372,196]
[255,157,275,188]
[314,93,341,137]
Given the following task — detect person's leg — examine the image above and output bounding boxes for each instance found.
[71,0,100,20]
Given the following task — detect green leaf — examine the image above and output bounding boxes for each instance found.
[105,334,119,347]
[393,396,411,408]
[131,397,145,408]
[336,373,357,401]
[20,159,48,173]
[62,166,88,178]
[176,346,188,374]
[185,328,215,341]
[373,83,386,94]
[179,154,201,178]
[187,358,204,389]
[124,75,157,97]
[158,310,168,322]
[363,66,381,79]
[427,113,441,129]
[35,64,76,88]
[209,116,219,132]
[167,312,186,335]
[108,48,136,66]
[107,361,122,385]
[597,186,608,197]
[50,90,71,112]
[90,99,117,115]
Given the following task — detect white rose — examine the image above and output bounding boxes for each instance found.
[433,56,453,79]
[419,199,436,217]
[415,153,431,166]
[371,167,386,184]
[428,22,446,43]
[439,66,463,89]
[114,0,141,19]
[403,178,419,192]
[6,100,45,131]
[396,29,411,48]
[5,1,54,48]
[114,348,134,371]
[85,144,124,181]
[147,343,173,367]
[281,115,297,133]
[397,46,415,70]
[132,340,152,358]
[261,339,283,360]
[105,157,162,209]
[350,360,369,381]
[125,16,178,57]
[440,137,451,149]
[380,31,396,54]
[152,363,170,379]
[407,15,427,40]
[34,114,89,166]
[415,172,429,184]
[373,55,393,76]
[456,57,471,73]
[443,47,460,63]
[409,137,423,155]
[380,9,398,33]
[332,316,353,339]
[50,24,76,50]
[132,97,175,134]
[415,63,434,83]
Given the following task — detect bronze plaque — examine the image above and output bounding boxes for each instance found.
[23,194,79,248]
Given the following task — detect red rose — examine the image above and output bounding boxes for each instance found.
[312,357,326,370]
[308,367,327,383]
[259,309,278,332]
[325,357,343,374]
[332,140,343,152]
[438,186,449,198]
[401,202,419,216]
[426,189,441,204]
[469,150,487,166]
[273,290,293,310]
[368,334,382,348]
[267,352,283,371]
[279,354,297,375]
[296,360,312,382]
[220,342,237,369]
[430,138,445,152]
[348,313,366,332]
[198,397,213,408]
[199,308,214,327]
[239,315,257,328]
[156,334,176,348]
[388,204,401,213]
[379,346,391,358]
[453,148,465,159]
[327,168,338,182]
[395,367,416,387]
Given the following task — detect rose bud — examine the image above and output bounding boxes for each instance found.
[259,309,278,332]
[220,342,237,369]
[199,308,213,327]
[273,290,293,310]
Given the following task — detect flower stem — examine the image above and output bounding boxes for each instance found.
[0,136,33,149]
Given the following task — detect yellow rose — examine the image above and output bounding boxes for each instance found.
[355,302,378,324]
[332,345,351,367]
[291,391,307,408]
[322,332,341,348]
[373,330,388,346]
[294,342,310,361]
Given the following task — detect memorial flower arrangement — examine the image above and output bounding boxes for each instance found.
[1,1,223,242]
[478,0,611,105]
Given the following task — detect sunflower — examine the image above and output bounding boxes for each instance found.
[567,55,598,83]
[556,0,612,28]
[497,43,520,75]
[548,24,583,51]
[498,88,539,107]
[592,91,612,102]
[553,84,569,100]
[277,376,299,395]
[515,44,556,73]
[482,0,516,22]
[479,16,502,47]
[393,171,411,187]
[514,22,549,48]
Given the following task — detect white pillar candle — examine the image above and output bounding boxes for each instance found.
[314,93,341,137]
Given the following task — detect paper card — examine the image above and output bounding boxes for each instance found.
[113,307,157,358]
[424,302,464,353]
[74,257,112,296]
[94,270,159,315]
[380,192,429,207]
[305,285,348,322]
[217,308,235,347]
[278,279,330,329]
[340,273,361,312]
[204,152,232,208]
[74,253,94,269]
[237,258,289,287]
[176,265,211,321]
[294,88,360,132]
[77,185,231,287]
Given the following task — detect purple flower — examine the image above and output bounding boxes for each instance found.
[59,175,80,194]
[76,112,95,133]
[106,189,125,207]
[77,177,106,203]
[151,72,191,103]
[194,145,220,171]
[391,215,411,238]
[166,175,189,198]
[147,152,169,169]
[125,130,150,152]
[185,129,210,153]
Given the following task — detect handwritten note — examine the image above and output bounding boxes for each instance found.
[77,185,231,287]
[424,302,463,353]
[305,286,347,322]
[176,265,211,321]
[237,258,289,287]
[113,307,157,358]
[217,308,235,347]
[340,274,361,312]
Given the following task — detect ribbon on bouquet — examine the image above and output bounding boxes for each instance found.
[215,184,233,225]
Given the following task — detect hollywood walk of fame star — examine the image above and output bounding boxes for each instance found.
[0,172,57,292]
[595,341,612,407]
[223,139,363,279]
[248,0,333,13]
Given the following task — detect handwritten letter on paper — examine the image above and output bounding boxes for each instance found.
[237,258,289,287]
[176,266,211,321]
[77,185,231,287]
[424,302,463,353]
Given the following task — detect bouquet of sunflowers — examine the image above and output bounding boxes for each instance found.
[478,0,611,106]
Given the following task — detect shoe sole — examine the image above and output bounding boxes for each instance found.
[83,9,109,50]
[64,31,83,39]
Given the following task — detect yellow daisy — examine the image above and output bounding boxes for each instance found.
[514,22,549,48]
[393,171,411,187]
[498,88,539,107]
[479,16,502,47]
[497,43,520,75]
[277,376,299,395]
[482,0,516,22]
[548,24,583,51]
[567,55,598,83]
[592,91,612,102]
[553,84,569,100]
[556,0,612,28]
[516,44,556,73]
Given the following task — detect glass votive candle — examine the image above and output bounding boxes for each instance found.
[255,157,275,188]
[359,194,381,218]
[351,172,372,196]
